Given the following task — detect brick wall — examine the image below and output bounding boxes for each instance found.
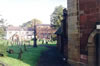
[36,25,56,40]
[79,0,99,53]
[67,0,100,65]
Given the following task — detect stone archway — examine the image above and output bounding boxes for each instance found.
[88,30,100,66]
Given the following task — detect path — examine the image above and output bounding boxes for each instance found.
[37,45,70,66]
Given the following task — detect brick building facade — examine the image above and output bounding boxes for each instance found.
[36,24,56,40]
[67,0,100,66]
[56,0,100,66]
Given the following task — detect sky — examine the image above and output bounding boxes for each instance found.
[0,0,67,26]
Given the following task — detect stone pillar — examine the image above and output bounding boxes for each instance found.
[67,0,80,66]
[88,43,96,66]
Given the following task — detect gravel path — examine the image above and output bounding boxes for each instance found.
[37,45,70,66]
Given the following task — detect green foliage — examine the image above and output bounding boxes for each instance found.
[51,34,57,41]
[0,18,6,38]
[22,18,42,27]
[0,27,5,37]
[0,41,8,56]
[50,5,64,29]
[31,18,42,25]
[0,18,5,25]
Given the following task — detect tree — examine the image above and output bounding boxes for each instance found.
[50,5,64,29]
[0,18,6,38]
[31,18,42,26]
[51,34,57,41]
[22,18,42,27]
[0,18,4,25]
[0,28,5,37]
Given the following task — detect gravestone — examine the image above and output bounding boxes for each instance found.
[46,41,48,44]
[24,44,27,51]
[7,49,14,54]
[0,53,4,57]
[42,40,44,44]
[18,48,23,59]
[11,41,13,46]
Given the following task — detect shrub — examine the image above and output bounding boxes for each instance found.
[0,42,8,56]
[51,34,57,41]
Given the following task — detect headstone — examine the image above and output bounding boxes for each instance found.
[42,40,44,44]
[46,41,48,44]
[7,49,14,54]
[0,53,4,57]
[44,39,46,44]
[11,41,13,46]
[28,41,31,46]
[24,44,27,51]
[18,48,23,59]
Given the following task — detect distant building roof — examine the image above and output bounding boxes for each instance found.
[6,24,52,31]
[6,26,34,31]
[6,26,22,31]
[36,24,50,26]
[23,27,34,31]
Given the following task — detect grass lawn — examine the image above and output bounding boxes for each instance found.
[0,40,56,66]
[47,41,57,46]
[0,45,48,66]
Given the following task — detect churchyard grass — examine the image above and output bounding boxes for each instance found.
[0,46,47,66]
[0,40,56,66]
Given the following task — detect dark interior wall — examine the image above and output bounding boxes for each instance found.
[95,34,100,66]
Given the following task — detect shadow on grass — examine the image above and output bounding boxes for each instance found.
[1,44,48,66]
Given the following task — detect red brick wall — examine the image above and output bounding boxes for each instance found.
[36,25,56,39]
[79,0,100,52]
[97,0,100,21]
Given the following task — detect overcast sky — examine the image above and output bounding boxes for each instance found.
[0,0,67,26]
